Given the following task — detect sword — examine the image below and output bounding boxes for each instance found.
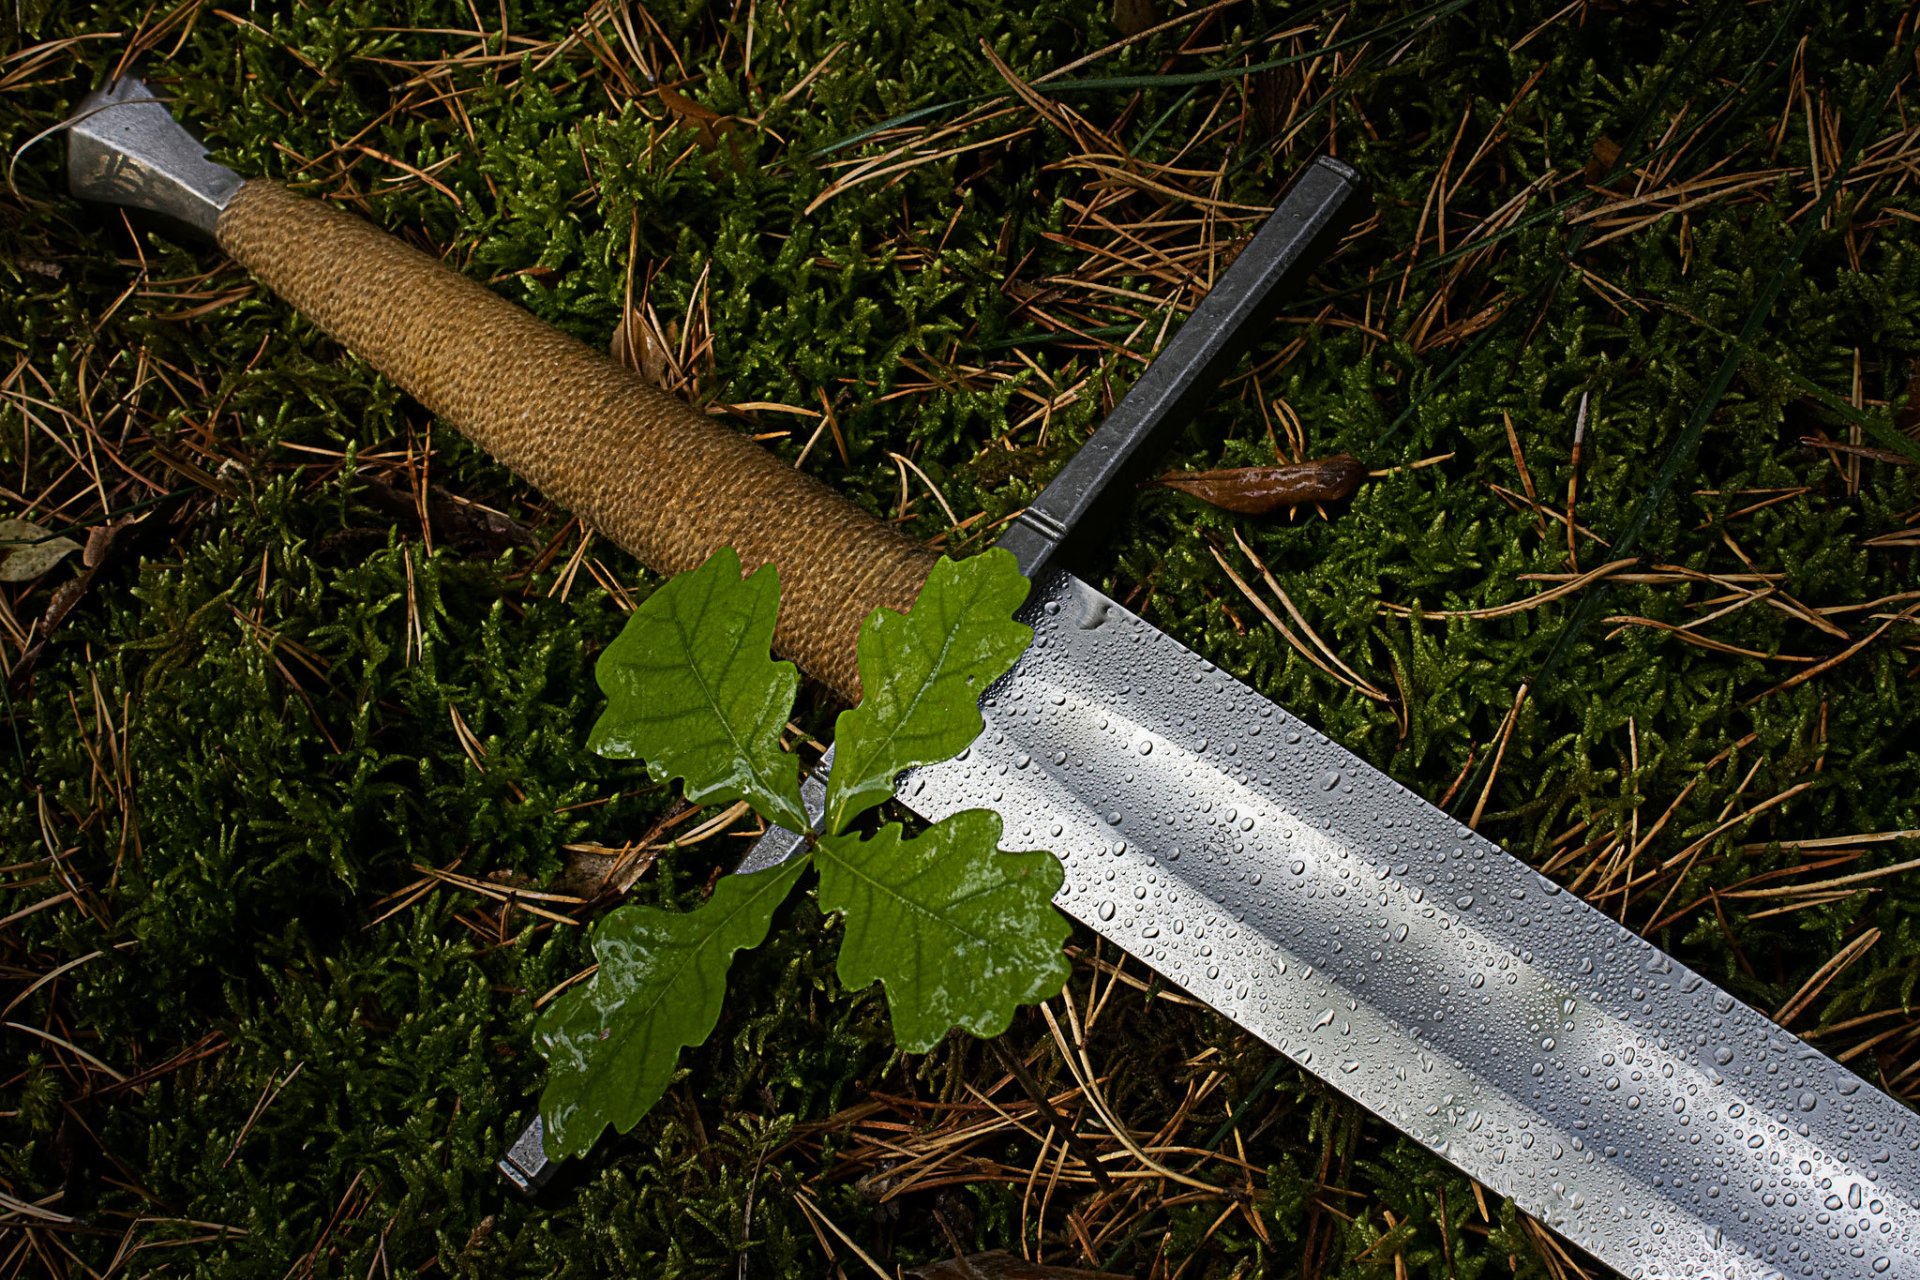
[64,77,1920,1280]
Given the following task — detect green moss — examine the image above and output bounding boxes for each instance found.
[3,0,1918,1275]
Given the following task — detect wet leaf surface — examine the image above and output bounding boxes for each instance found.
[536,858,808,1157]
[826,549,1032,831]
[588,547,808,832]
[816,810,1069,1052]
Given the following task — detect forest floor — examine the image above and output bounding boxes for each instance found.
[3,1,1919,1276]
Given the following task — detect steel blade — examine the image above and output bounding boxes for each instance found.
[902,568,1920,1280]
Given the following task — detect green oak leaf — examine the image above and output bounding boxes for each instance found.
[536,857,808,1158]
[824,550,1032,832]
[815,809,1069,1051]
[589,547,808,832]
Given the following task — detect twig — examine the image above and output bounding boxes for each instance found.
[1775,929,1880,1026]
[1380,558,1636,620]
[1469,683,1529,828]
[1745,598,1920,703]
[1565,392,1588,571]
[988,1037,1116,1192]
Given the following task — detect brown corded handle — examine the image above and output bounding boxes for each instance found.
[215,179,936,701]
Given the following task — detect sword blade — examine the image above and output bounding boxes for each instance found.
[899,568,1919,1280]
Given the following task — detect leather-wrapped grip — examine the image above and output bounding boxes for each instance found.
[216,179,936,701]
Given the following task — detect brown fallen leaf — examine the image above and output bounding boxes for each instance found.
[6,496,188,695]
[611,312,673,388]
[1585,133,1624,184]
[83,522,117,569]
[1147,453,1367,515]
[657,84,731,150]
[0,518,82,582]
[1246,64,1293,147]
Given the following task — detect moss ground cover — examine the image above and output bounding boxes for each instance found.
[3,1,1918,1274]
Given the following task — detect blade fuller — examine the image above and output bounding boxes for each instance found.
[906,570,1919,1280]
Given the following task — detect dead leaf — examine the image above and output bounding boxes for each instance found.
[1148,453,1367,515]
[1585,134,1623,184]
[611,313,672,388]
[0,518,82,582]
[657,85,731,150]
[1246,65,1293,148]
[83,513,143,569]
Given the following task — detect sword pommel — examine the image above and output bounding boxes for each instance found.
[64,76,242,238]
